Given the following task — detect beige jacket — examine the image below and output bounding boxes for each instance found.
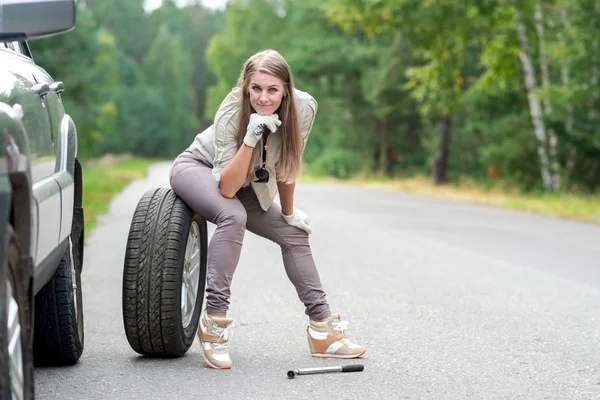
[185,87,318,211]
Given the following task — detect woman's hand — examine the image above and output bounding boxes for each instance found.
[243,113,281,148]
[219,113,281,197]
[281,207,312,234]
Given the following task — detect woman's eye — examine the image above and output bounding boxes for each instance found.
[269,88,278,93]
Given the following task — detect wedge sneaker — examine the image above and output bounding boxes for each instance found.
[197,310,234,369]
[307,313,366,358]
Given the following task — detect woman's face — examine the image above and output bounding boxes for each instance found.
[248,72,286,116]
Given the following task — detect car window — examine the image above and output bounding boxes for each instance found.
[2,41,31,58]
[17,41,32,58]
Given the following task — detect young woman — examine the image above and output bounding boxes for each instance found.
[169,49,365,369]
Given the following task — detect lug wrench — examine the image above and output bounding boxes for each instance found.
[287,364,364,379]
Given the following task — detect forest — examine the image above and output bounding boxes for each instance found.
[31,0,600,194]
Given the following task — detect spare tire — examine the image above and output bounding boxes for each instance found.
[122,188,207,357]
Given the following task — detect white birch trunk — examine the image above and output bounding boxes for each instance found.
[535,4,551,114]
[560,8,574,135]
[560,7,576,171]
[534,2,560,189]
[515,6,554,190]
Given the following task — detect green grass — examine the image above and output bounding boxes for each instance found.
[81,156,159,231]
[79,157,600,231]
[299,173,600,224]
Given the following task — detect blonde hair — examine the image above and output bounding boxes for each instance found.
[235,49,301,183]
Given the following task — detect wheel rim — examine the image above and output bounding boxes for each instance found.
[6,279,24,400]
[181,221,201,329]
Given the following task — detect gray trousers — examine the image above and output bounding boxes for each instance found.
[169,151,331,320]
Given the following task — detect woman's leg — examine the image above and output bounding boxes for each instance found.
[235,188,365,359]
[169,155,247,316]
[236,187,332,321]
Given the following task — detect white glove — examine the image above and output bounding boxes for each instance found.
[243,113,281,148]
[282,207,312,235]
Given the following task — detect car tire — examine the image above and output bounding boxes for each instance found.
[122,188,207,358]
[33,237,84,366]
[0,226,34,400]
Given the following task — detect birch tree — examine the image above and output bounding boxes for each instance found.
[559,7,574,136]
[514,4,554,190]
[534,2,560,189]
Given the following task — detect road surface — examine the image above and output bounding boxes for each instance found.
[35,162,600,399]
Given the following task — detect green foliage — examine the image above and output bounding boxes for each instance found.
[29,0,600,195]
[205,0,291,119]
[104,85,171,157]
[30,4,119,157]
[143,24,196,157]
[84,0,152,62]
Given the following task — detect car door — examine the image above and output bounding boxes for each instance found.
[1,42,61,265]
[22,40,74,244]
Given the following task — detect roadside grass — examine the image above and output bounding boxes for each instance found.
[298,173,600,224]
[80,156,600,232]
[81,155,159,231]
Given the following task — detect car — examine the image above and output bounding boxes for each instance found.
[0,1,84,398]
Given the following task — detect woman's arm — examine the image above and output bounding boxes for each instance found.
[219,144,254,198]
[216,113,281,198]
[279,181,312,234]
[277,181,295,215]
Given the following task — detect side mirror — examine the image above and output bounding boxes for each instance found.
[0,0,76,42]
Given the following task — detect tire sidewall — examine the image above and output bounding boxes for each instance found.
[122,189,208,358]
[33,238,84,366]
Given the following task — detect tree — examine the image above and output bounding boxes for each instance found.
[205,0,290,119]
[143,24,196,156]
[29,4,119,157]
[324,0,487,185]
[84,0,152,63]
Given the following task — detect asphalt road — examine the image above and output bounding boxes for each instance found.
[35,162,600,399]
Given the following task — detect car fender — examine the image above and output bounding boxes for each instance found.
[62,114,83,273]
[0,101,36,263]
[54,113,78,242]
